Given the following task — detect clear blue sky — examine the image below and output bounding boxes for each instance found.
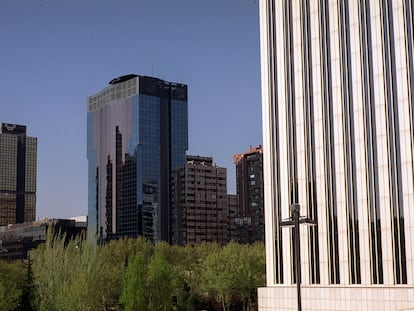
[0,0,262,219]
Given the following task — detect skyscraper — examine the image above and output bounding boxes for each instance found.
[87,74,188,242]
[233,145,264,243]
[171,155,229,245]
[0,123,37,226]
[259,0,414,310]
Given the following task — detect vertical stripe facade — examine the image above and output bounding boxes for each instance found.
[359,0,384,284]
[301,0,321,285]
[265,0,284,284]
[260,0,414,290]
[284,0,300,284]
[319,0,341,285]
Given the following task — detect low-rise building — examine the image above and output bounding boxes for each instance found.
[0,218,86,260]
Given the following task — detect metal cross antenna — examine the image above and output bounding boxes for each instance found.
[280,203,317,311]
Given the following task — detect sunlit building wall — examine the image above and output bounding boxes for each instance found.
[259,0,414,310]
[0,123,37,226]
[87,75,188,242]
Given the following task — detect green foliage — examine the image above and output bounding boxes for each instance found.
[120,242,185,311]
[147,250,175,311]
[0,260,26,311]
[183,243,221,297]
[231,242,266,311]
[19,257,36,311]
[120,253,148,311]
[53,240,108,311]
[99,236,153,308]
[201,246,234,311]
[29,231,265,311]
[31,230,70,311]
[201,242,266,311]
[32,230,115,311]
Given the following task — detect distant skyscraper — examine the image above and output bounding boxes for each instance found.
[0,124,37,226]
[259,0,414,310]
[171,155,229,245]
[233,145,264,243]
[87,74,188,242]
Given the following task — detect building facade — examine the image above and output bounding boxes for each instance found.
[259,0,414,310]
[233,145,264,243]
[228,193,238,242]
[0,218,86,261]
[0,123,37,226]
[171,155,229,245]
[87,75,188,242]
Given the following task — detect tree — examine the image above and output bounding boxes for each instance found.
[53,238,108,311]
[19,256,36,311]
[147,250,175,311]
[201,245,234,311]
[119,253,148,311]
[99,236,154,309]
[32,230,116,311]
[30,232,265,311]
[227,242,265,311]
[0,260,26,311]
[176,243,221,310]
[32,230,71,311]
[201,242,266,311]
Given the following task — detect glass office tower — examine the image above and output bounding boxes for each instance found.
[87,75,188,242]
[259,0,414,310]
[0,123,37,226]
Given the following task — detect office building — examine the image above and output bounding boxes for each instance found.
[259,0,414,310]
[233,145,264,243]
[87,74,188,242]
[0,123,37,226]
[171,155,229,245]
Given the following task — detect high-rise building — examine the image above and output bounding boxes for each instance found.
[259,1,414,310]
[171,155,229,245]
[0,124,37,226]
[233,145,264,243]
[87,74,188,242]
[228,193,238,242]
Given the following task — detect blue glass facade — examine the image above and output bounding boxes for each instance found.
[87,75,188,242]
